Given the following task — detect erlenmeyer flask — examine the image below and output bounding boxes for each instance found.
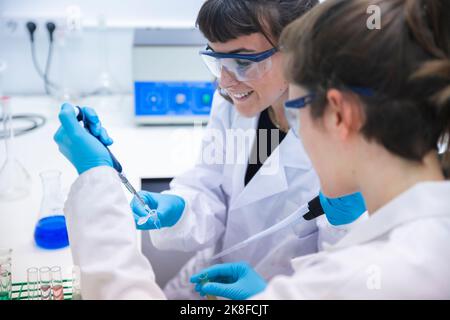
[0,96,31,200]
[34,170,69,249]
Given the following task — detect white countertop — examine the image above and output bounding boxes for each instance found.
[0,94,203,283]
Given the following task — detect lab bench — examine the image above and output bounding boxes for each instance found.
[0,94,203,284]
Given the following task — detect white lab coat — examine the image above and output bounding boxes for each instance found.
[65,172,450,299]
[146,92,354,298]
[255,181,450,299]
[65,91,365,299]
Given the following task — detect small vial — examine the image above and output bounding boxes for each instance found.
[71,265,82,300]
[39,267,52,300]
[137,207,160,228]
[51,266,64,300]
[199,273,217,300]
[0,262,12,300]
[27,267,39,300]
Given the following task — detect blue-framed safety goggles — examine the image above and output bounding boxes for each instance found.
[199,47,278,81]
[285,86,374,109]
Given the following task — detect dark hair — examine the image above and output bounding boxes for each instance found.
[196,0,319,46]
[281,0,450,173]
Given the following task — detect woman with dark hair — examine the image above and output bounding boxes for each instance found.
[190,0,450,299]
[53,0,366,299]
[134,0,366,299]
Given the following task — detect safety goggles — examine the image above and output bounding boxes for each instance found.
[284,86,374,109]
[199,47,278,82]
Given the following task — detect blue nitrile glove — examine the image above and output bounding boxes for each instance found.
[190,262,267,300]
[54,103,114,174]
[131,191,185,230]
[319,191,367,226]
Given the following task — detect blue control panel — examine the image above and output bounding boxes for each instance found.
[134,81,216,119]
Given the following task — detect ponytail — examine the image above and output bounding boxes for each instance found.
[406,0,450,176]
[281,0,450,173]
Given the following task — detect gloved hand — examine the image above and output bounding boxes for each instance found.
[319,191,367,226]
[190,262,267,300]
[131,191,185,230]
[54,103,114,175]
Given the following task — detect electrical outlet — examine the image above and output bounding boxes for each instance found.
[0,16,75,39]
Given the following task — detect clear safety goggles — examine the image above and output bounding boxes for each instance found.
[284,86,375,109]
[199,47,278,82]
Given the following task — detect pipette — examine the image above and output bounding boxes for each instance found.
[210,196,324,261]
[74,106,161,229]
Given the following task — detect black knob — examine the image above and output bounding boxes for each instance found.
[46,22,56,42]
[26,21,37,42]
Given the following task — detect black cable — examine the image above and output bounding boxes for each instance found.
[0,114,46,139]
[26,21,119,99]
[27,21,59,94]
[44,22,56,95]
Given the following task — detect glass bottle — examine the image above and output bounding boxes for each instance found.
[0,96,31,200]
[34,170,69,249]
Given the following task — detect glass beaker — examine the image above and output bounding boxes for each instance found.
[0,96,31,200]
[34,170,69,249]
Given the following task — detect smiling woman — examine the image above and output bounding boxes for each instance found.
[196,0,318,119]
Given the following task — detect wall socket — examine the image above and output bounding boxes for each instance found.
[0,15,87,40]
[0,17,68,38]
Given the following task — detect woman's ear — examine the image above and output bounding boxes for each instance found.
[325,89,364,140]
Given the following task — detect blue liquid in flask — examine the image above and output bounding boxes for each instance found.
[34,215,69,249]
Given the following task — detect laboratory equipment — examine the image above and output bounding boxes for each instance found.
[133,28,216,124]
[34,170,70,249]
[0,262,11,300]
[71,265,82,300]
[210,196,324,261]
[0,248,12,300]
[0,96,32,200]
[51,266,64,300]
[27,267,39,300]
[199,273,217,300]
[39,267,52,300]
[75,106,161,229]
[125,180,160,228]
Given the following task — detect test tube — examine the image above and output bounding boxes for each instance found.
[51,266,64,300]
[0,262,12,300]
[199,273,217,300]
[71,265,82,300]
[39,267,52,300]
[27,267,39,300]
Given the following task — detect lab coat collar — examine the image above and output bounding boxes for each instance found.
[328,181,450,251]
[230,128,314,210]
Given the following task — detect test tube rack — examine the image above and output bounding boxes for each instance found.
[10,279,74,300]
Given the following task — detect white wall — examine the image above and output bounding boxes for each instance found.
[0,0,205,95]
